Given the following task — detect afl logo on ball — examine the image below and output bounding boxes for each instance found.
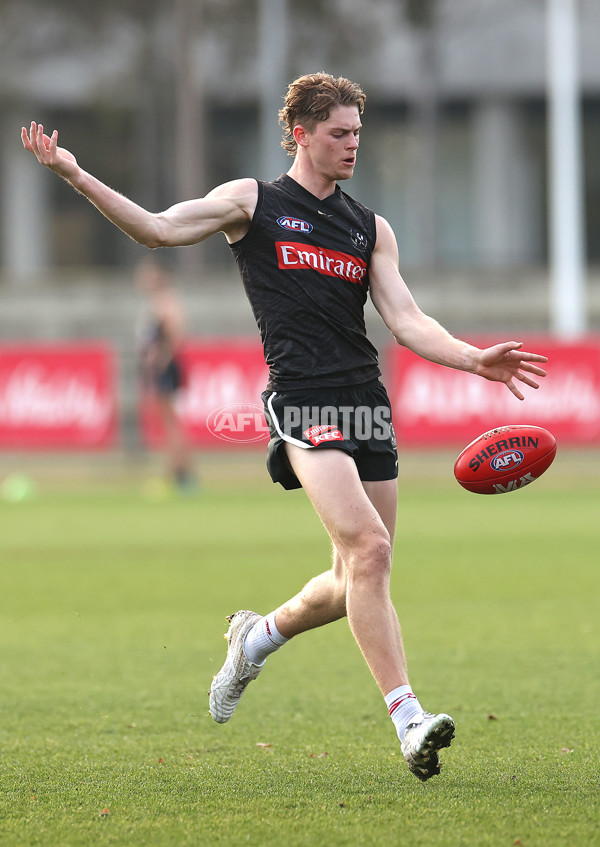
[277,216,313,233]
[491,450,524,471]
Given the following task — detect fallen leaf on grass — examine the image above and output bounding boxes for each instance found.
[256,743,272,748]
[560,747,574,754]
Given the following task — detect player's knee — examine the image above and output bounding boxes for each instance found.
[347,532,392,583]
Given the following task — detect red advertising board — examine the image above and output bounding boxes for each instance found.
[0,343,117,449]
[6,337,592,452]
[140,340,269,447]
[387,338,600,446]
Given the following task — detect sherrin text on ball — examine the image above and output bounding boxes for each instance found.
[454,424,557,494]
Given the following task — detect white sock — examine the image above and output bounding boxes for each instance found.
[243,611,288,665]
[385,685,424,742]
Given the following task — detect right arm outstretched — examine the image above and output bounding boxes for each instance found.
[21,122,256,247]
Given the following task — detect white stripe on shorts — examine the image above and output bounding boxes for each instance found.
[266,392,311,450]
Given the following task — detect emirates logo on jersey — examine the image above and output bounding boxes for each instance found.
[276,241,367,284]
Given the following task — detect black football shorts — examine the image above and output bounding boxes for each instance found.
[155,358,184,396]
[261,379,398,490]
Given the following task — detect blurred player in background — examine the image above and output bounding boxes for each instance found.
[22,72,547,781]
[135,256,196,491]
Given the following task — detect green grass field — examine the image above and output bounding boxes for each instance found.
[0,451,599,847]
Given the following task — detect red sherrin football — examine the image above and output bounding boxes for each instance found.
[454,424,557,495]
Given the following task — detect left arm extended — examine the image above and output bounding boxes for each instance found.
[369,215,547,401]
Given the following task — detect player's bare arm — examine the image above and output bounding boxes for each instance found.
[21,122,257,247]
[369,215,548,401]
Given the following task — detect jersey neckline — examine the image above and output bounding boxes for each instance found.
[275,173,342,207]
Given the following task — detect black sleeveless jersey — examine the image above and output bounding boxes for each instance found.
[229,174,381,391]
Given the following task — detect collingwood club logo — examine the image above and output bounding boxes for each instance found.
[350,228,368,252]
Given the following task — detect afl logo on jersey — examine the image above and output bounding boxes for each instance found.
[277,216,313,234]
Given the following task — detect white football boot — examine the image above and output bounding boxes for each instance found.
[401,712,455,781]
[209,610,263,724]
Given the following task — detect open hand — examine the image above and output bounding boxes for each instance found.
[475,341,547,401]
[21,122,78,180]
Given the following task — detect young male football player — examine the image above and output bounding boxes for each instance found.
[22,72,547,780]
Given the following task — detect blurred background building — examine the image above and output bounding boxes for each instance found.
[1,0,599,445]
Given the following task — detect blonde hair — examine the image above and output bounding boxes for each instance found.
[278,72,366,156]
